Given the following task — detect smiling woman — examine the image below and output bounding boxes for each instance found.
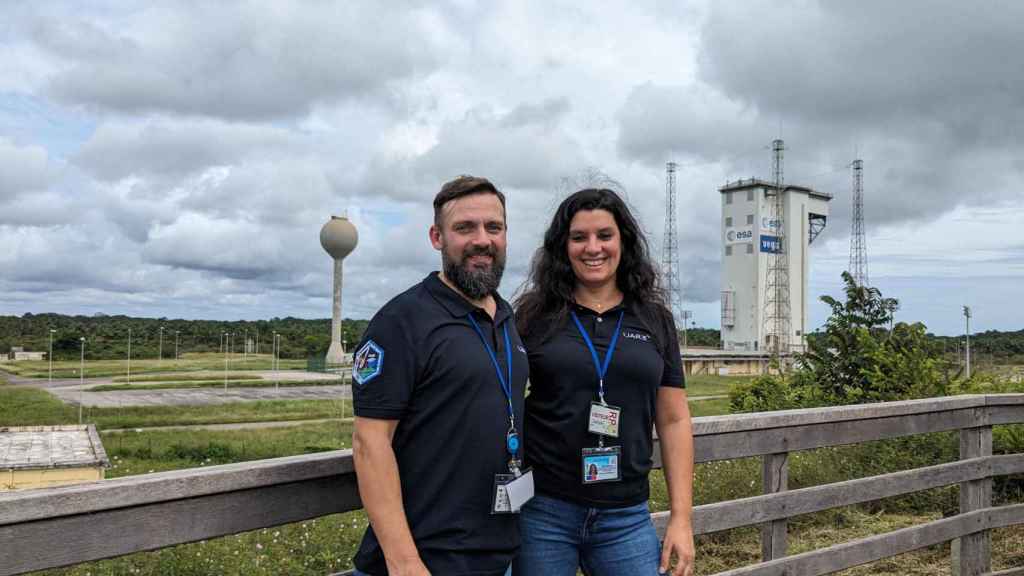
[514,189,695,576]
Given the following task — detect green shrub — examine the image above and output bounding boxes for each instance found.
[732,273,947,412]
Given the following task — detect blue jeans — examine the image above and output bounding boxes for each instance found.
[514,494,663,576]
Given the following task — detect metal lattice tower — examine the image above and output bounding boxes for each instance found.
[849,159,868,286]
[763,139,791,357]
[662,162,682,323]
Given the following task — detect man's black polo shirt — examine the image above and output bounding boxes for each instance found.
[521,298,684,508]
[352,272,529,576]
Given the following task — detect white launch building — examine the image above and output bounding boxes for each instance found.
[719,178,831,353]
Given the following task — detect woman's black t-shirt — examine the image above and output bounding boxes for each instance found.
[521,298,685,508]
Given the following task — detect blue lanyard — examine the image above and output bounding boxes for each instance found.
[570,309,625,404]
[466,313,518,457]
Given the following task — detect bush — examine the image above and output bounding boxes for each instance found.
[732,272,947,412]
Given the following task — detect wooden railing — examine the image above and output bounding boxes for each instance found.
[2,394,1023,576]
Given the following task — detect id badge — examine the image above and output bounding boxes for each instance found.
[505,468,535,511]
[582,445,622,484]
[492,474,515,514]
[588,401,621,438]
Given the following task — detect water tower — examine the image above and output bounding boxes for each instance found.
[320,215,358,364]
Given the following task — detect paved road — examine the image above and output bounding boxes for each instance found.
[2,368,350,407]
[49,383,352,407]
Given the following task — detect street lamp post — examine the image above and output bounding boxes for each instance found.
[681,310,692,352]
[175,330,180,361]
[48,329,55,383]
[127,328,132,386]
[272,331,278,390]
[243,329,248,362]
[964,306,972,380]
[223,332,229,390]
[158,326,164,367]
[78,337,85,424]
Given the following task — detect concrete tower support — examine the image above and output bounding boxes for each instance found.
[320,216,359,365]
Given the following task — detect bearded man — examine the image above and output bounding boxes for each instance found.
[351,176,531,576]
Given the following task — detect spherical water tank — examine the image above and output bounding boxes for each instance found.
[320,216,358,260]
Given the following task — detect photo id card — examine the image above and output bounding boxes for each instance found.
[505,468,535,512]
[492,474,515,514]
[587,402,621,438]
[581,445,622,484]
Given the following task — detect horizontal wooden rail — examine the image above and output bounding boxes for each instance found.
[711,504,1024,576]
[651,453,1024,536]
[1,394,1022,576]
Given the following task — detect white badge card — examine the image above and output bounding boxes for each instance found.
[491,474,515,514]
[505,468,535,512]
[587,402,621,438]
[581,446,622,484]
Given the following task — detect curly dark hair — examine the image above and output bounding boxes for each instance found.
[514,188,666,341]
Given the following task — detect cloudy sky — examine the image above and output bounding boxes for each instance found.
[1,1,1022,336]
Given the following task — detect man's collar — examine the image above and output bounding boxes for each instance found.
[424,271,512,325]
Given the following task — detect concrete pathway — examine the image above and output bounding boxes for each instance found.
[49,384,353,407]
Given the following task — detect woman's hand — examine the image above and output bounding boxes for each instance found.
[660,515,694,576]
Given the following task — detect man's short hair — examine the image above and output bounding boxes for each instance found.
[433,175,506,227]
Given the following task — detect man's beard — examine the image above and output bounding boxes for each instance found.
[442,243,506,301]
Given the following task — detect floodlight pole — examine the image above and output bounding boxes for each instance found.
[964,306,972,380]
[48,329,55,383]
[127,328,132,386]
[79,337,85,424]
[158,326,164,367]
[223,332,228,391]
[174,330,179,361]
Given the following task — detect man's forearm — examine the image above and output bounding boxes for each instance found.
[353,431,424,572]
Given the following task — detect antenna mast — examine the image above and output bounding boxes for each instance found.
[763,139,791,358]
[849,159,868,286]
[662,162,682,323]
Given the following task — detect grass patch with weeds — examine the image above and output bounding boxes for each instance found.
[684,374,751,398]
[0,385,350,430]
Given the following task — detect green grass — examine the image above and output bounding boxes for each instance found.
[3,353,308,379]
[685,374,751,397]
[101,421,353,477]
[0,386,350,430]
[689,397,730,417]
[0,385,78,425]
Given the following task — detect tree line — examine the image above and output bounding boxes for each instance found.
[3,311,1020,362]
[0,313,369,361]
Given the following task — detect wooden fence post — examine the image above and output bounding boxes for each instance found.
[953,414,992,576]
[762,451,789,561]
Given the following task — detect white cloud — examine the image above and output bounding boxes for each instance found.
[1,1,1023,335]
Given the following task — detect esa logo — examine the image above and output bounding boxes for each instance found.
[622,330,651,342]
[726,229,753,242]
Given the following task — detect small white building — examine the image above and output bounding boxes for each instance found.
[719,178,831,353]
[8,347,46,361]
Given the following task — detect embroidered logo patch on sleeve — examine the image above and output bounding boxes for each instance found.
[353,340,384,385]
